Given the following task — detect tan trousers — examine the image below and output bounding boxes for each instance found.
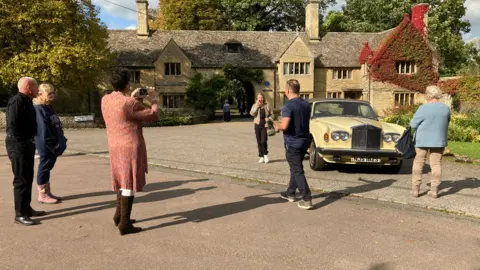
[412,148,445,188]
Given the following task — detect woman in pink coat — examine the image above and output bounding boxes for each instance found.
[101,68,159,235]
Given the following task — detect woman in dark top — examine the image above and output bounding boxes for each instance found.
[34,84,67,204]
[250,93,273,163]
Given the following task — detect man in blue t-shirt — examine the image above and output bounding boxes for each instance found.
[275,79,312,210]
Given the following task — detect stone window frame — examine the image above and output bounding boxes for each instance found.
[163,94,185,109]
[226,43,242,53]
[395,61,416,74]
[283,92,312,104]
[393,92,415,106]
[164,63,182,76]
[130,70,141,84]
[332,69,353,80]
[327,91,343,99]
[283,62,311,76]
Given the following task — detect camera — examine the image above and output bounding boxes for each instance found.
[139,88,148,96]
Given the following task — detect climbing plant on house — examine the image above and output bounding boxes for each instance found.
[366,15,438,92]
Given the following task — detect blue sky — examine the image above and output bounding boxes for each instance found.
[94,0,479,41]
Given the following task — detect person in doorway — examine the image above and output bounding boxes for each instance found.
[5,77,47,226]
[250,93,273,163]
[101,68,159,235]
[410,85,450,198]
[238,101,245,117]
[34,83,67,204]
[275,79,313,210]
[223,100,231,122]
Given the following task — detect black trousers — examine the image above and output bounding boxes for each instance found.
[223,112,231,122]
[5,137,36,217]
[255,126,268,157]
[285,144,311,200]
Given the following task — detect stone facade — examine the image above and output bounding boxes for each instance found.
[101,2,439,117]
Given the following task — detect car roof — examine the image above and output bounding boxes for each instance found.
[308,98,372,105]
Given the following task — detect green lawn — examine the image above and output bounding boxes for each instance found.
[448,142,480,160]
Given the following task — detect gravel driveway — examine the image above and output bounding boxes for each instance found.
[57,121,480,217]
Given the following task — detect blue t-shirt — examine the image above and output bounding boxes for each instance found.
[282,97,311,149]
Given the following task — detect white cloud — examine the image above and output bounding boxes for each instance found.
[93,0,158,21]
[125,24,137,30]
[465,0,480,38]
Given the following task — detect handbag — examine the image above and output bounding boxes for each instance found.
[395,127,416,159]
[267,118,276,136]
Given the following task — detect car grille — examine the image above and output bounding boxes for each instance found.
[351,125,382,150]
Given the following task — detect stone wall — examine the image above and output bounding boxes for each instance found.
[0,109,5,130]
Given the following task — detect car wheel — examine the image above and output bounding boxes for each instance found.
[382,160,403,174]
[309,140,326,171]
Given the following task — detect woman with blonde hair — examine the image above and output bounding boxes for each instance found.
[410,85,450,198]
[250,93,273,163]
[33,83,67,204]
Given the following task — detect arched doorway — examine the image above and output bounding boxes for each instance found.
[244,81,255,115]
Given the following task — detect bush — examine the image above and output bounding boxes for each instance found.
[146,116,192,127]
[383,109,480,143]
[448,124,480,143]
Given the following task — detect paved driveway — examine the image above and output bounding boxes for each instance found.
[60,121,480,217]
[1,149,480,269]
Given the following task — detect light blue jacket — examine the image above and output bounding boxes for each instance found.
[410,102,451,148]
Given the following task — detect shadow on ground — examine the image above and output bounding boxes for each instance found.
[38,179,212,222]
[139,193,284,231]
[313,178,397,209]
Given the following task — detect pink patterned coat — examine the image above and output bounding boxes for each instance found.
[101,92,158,192]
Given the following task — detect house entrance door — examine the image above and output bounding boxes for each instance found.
[344,91,363,100]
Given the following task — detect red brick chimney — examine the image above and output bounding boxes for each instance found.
[411,3,429,38]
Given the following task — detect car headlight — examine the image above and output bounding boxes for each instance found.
[384,133,400,143]
[331,131,350,141]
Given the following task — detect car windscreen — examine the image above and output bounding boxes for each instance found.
[312,101,378,120]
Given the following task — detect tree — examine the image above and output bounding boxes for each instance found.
[0,0,114,105]
[154,0,334,31]
[158,0,227,30]
[323,0,472,75]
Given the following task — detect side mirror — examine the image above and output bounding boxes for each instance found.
[396,120,401,125]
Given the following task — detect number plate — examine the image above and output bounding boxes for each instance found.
[351,157,381,163]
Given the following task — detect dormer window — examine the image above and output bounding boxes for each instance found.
[396,61,416,74]
[225,40,242,53]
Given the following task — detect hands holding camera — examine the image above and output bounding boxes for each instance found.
[131,87,158,103]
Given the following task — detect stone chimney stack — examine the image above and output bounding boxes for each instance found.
[305,0,320,41]
[411,3,429,38]
[136,0,149,38]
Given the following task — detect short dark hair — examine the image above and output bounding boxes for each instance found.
[286,79,300,94]
[110,68,131,91]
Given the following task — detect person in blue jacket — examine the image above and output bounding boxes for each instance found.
[34,83,67,204]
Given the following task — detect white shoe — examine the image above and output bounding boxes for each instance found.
[258,157,264,163]
[264,155,269,163]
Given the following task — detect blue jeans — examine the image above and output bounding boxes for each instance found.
[37,154,57,186]
[285,144,311,200]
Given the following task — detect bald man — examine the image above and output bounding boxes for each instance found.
[5,77,47,226]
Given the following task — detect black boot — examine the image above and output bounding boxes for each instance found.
[118,196,142,235]
[113,192,136,226]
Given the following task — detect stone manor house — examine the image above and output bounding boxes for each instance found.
[103,0,439,116]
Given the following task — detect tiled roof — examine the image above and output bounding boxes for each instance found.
[108,29,393,68]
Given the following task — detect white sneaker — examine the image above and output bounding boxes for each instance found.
[258,157,264,163]
[263,155,269,163]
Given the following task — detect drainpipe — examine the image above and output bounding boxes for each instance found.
[273,68,277,109]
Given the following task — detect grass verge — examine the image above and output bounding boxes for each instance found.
[448,141,480,160]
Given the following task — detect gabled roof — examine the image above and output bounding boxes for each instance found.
[107,29,393,68]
